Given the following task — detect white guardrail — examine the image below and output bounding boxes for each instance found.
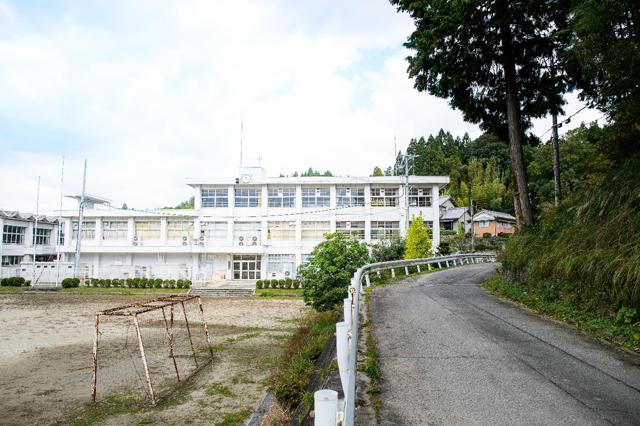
[314,252,497,426]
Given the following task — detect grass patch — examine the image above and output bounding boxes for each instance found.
[256,288,303,295]
[485,276,640,352]
[214,409,252,426]
[206,382,237,398]
[227,332,261,343]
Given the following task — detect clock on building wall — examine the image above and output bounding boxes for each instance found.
[241,174,252,184]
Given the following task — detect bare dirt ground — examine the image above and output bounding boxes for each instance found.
[0,293,308,426]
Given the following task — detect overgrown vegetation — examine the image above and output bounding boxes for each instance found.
[268,310,337,410]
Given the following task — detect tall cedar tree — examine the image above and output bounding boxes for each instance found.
[389,0,571,226]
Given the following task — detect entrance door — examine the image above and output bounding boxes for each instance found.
[233,255,261,280]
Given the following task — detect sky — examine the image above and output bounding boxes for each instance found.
[0,0,605,215]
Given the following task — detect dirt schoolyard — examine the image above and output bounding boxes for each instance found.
[0,293,308,426]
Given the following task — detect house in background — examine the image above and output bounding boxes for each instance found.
[438,195,470,232]
[473,209,516,236]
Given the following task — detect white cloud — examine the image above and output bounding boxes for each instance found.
[0,0,601,214]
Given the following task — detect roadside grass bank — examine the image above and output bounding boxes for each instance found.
[485,276,640,353]
[497,154,640,354]
[265,310,338,424]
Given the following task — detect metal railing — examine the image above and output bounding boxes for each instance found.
[314,252,497,426]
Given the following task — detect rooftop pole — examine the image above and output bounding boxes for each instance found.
[33,176,40,285]
[56,156,65,287]
[74,160,87,280]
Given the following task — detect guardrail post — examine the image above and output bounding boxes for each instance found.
[391,268,395,278]
[314,389,338,426]
[365,274,370,287]
[405,266,409,275]
[438,262,442,268]
[336,322,349,397]
[428,263,432,270]
[344,299,352,328]
[417,264,421,273]
[453,259,457,266]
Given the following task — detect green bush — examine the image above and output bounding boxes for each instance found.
[140,278,148,288]
[126,278,133,288]
[176,279,184,289]
[1,278,8,286]
[61,278,77,288]
[24,280,31,287]
[285,278,292,289]
[438,241,452,256]
[278,279,285,288]
[271,279,279,289]
[256,280,263,290]
[184,280,191,289]
[482,232,492,239]
[293,279,300,289]
[132,278,141,288]
[155,278,162,288]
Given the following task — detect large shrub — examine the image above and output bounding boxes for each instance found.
[405,213,432,259]
[299,233,370,312]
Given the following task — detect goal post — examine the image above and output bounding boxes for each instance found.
[92,294,214,406]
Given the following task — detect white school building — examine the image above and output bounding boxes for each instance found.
[57,168,448,282]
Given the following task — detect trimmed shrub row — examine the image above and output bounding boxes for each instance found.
[0,277,29,287]
[256,278,300,290]
[86,278,192,289]
[61,278,81,288]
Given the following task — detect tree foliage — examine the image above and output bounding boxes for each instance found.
[404,214,432,259]
[370,235,406,263]
[389,0,572,225]
[371,166,384,177]
[299,233,370,312]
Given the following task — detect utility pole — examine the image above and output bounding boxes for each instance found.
[403,154,416,229]
[33,176,40,285]
[552,114,561,207]
[56,157,65,287]
[74,160,87,279]
[470,195,475,252]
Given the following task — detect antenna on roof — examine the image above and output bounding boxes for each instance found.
[240,109,244,168]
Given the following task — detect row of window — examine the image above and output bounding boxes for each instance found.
[201,187,433,208]
[476,220,514,230]
[69,220,403,241]
[2,225,56,245]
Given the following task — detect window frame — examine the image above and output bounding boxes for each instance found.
[72,221,96,240]
[268,221,296,240]
[370,221,400,240]
[202,188,229,208]
[33,228,52,245]
[135,221,161,239]
[235,188,262,208]
[268,188,296,208]
[336,187,365,207]
[102,221,128,240]
[336,221,365,239]
[301,221,330,240]
[409,187,432,207]
[371,188,398,207]
[2,225,26,244]
[301,188,330,208]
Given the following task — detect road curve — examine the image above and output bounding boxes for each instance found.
[369,263,640,426]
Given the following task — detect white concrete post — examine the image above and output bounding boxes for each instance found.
[365,273,370,286]
[314,389,338,426]
[428,263,432,270]
[405,266,409,275]
[336,322,349,397]
[391,268,395,278]
[343,299,352,328]
[417,264,421,273]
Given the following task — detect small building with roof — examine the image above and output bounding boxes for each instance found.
[473,209,516,236]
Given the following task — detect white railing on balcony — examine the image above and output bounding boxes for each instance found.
[314,252,497,426]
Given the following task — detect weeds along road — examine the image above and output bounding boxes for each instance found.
[369,263,640,426]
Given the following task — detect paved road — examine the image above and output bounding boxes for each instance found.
[369,263,640,426]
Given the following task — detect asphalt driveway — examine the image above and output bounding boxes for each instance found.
[369,263,640,426]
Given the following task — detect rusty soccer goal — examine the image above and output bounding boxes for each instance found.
[92,295,214,406]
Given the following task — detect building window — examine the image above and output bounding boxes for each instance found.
[337,188,364,207]
[3,225,26,244]
[302,221,330,240]
[409,188,432,207]
[336,221,365,239]
[167,220,194,240]
[267,254,295,275]
[497,221,504,229]
[102,221,128,240]
[268,221,296,240]
[302,188,330,208]
[371,221,399,239]
[233,254,261,280]
[201,222,228,240]
[135,221,161,239]
[268,188,296,207]
[234,222,261,245]
[477,220,490,228]
[235,188,262,207]
[202,188,228,208]
[1,255,22,266]
[371,188,398,207]
[57,227,64,245]
[72,221,96,239]
[505,222,514,229]
[33,228,51,245]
